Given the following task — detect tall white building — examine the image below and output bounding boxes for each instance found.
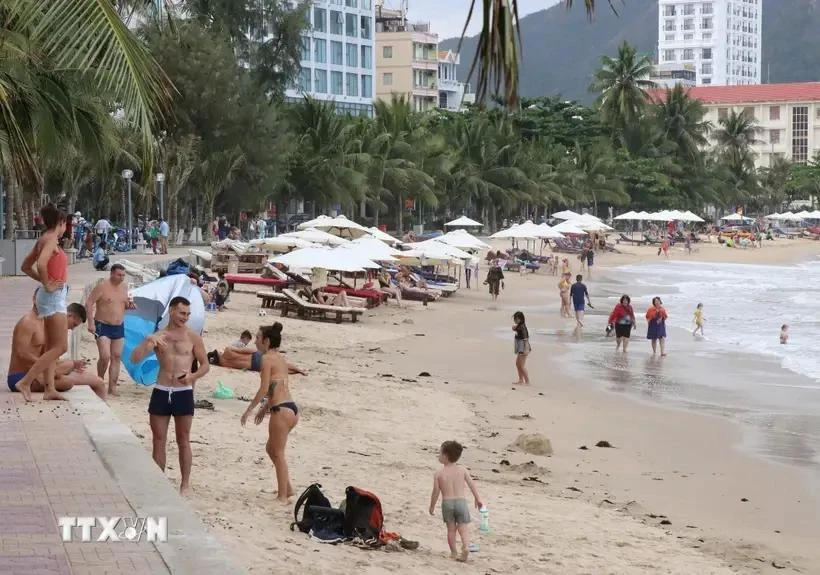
[657,0,761,86]
[285,0,377,117]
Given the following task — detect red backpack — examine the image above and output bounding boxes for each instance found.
[343,486,383,542]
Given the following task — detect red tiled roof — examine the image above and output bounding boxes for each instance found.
[648,82,820,105]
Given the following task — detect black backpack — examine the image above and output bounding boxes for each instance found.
[291,483,331,533]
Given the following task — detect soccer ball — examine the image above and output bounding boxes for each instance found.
[258,309,267,317]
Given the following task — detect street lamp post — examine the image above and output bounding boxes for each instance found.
[156,173,165,221]
[122,169,133,248]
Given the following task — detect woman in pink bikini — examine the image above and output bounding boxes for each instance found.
[15,204,70,401]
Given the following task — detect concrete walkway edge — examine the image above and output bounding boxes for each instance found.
[69,388,247,575]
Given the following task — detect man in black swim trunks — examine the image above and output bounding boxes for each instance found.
[86,263,134,396]
[130,296,209,495]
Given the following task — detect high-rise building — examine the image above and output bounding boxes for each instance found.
[285,0,377,117]
[657,0,761,86]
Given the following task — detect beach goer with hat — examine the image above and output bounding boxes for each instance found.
[607,295,636,352]
[646,297,668,356]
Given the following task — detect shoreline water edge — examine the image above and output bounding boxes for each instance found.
[73,239,820,574]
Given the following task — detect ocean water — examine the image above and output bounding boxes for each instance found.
[613,259,820,386]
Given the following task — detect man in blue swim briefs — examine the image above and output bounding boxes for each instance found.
[7,301,106,399]
[569,274,592,328]
[86,263,134,396]
[130,296,209,495]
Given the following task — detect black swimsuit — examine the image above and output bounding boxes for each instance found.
[265,380,298,415]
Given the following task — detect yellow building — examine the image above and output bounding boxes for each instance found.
[375,3,438,112]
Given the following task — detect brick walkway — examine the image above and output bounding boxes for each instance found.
[0,276,170,575]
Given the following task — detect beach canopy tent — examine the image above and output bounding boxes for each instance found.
[121,275,206,386]
[444,215,483,228]
[551,210,581,220]
[721,213,754,223]
[280,228,349,246]
[365,226,399,244]
[338,237,401,261]
[551,220,588,235]
[614,211,639,221]
[438,229,490,250]
[270,246,379,272]
[250,236,314,252]
[306,214,370,239]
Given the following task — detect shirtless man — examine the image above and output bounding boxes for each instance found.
[7,300,106,399]
[130,296,209,495]
[86,263,133,396]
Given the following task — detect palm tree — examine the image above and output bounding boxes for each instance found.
[654,84,711,165]
[568,139,629,214]
[590,41,655,145]
[462,0,612,107]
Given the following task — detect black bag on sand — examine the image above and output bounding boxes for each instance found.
[291,483,331,533]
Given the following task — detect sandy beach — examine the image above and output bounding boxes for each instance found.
[78,237,820,574]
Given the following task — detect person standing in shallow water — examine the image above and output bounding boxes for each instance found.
[607,295,636,352]
[512,311,531,385]
[484,261,504,302]
[646,297,668,356]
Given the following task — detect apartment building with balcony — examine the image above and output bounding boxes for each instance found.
[657,0,762,86]
[375,2,439,112]
[650,82,820,168]
[437,50,474,111]
[285,0,376,117]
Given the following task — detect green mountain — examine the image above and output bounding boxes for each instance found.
[439,0,820,104]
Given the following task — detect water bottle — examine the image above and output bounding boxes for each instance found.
[479,506,490,533]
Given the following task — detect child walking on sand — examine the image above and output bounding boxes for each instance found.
[780,324,789,344]
[692,303,705,336]
[429,441,483,562]
[512,311,531,384]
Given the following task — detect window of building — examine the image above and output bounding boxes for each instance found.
[701,62,712,75]
[792,106,809,164]
[345,0,357,7]
[300,37,311,62]
[663,5,675,16]
[361,74,373,98]
[702,17,712,29]
[684,33,694,40]
[313,7,326,33]
[702,48,712,59]
[702,2,713,14]
[330,41,343,66]
[361,0,371,8]
[769,105,780,120]
[345,12,357,37]
[382,72,392,86]
[682,48,694,60]
[683,3,695,15]
[330,10,343,35]
[665,33,675,41]
[742,106,755,119]
[314,39,326,64]
[683,18,694,30]
[664,19,675,32]
[663,49,675,62]
[360,45,372,69]
[331,71,343,95]
[770,129,780,144]
[718,107,728,119]
[360,16,372,40]
[702,32,711,40]
[346,72,358,96]
[298,68,311,92]
[382,45,393,58]
[314,68,327,93]
[346,43,357,67]
[702,78,711,84]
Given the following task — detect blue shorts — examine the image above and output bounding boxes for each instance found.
[250,352,262,372]
[35,285,68,318]
[7,372,24,392]
[95,321,124,340]
[148,387,195,417]
[573,301,585,312]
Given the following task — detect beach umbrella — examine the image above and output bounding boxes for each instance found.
[406,239,473,261]
[489,220,545,239]
[551,221,588,235]
[614,211,639,221]
[121,275,206,386]
[250,236,315,252]
[795,210,812,218]
[297,215,333,230]
[808,210,820,219]
[635,211,652,221]
[444,215,484,228]
[535,223,564,239]
[681,210,705,223]
[490,223,520,239]
[280,228,349,246]
[339,237,401,261]
[309,214,371,238]
[577,219,613,232]
[721,213,753,222]
[395,249,452,266]
[551,210,581,220]
[438,229,490,250]
[765,212,781,219]
[365,226,399,244]
[270,247,379,272]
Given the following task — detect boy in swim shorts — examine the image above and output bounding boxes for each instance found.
[429,440,483,562]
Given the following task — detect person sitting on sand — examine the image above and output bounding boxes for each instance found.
[232,330,253,348]
[780,324,789,344]
[214,271,230,311]
[377,269,403,306]
[8,299,106,399]
[241,323,303,504]
[429,440,483,562]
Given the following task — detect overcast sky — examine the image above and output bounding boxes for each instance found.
[398,0,563,40]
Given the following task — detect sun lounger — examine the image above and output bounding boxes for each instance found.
[256,290,289,309]
[225,274,290,292]
[618,233,646,246]
[281,289,364,323]
[323,285,387,308]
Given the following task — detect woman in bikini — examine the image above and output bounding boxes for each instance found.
[558,272,572,317]
[15,204,70,401]
[240,323,304,504]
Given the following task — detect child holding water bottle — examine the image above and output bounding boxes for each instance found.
[429,440,484,562]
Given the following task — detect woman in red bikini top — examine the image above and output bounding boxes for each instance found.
[16,204,71,401]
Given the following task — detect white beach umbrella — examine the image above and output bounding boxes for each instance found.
[407,239,473,261]
[578,219,614,232]
[249,236,315,252]
[490,220,544,239]
[340,237,401,261]
[395,249,452,266]
[808,211,820,219]
[721,213,753,222]
[551,210,582,220]
[681,210,705,223]
[310,214,371,238]
[270,247,379,272]
[297,214,333,230]
[490,223,520,239]
[551,221,588,235]
[535,223,565,239]
[444,215,484,228]
[795,210,812,218]
[635,211,652,221]
[438,229,490,250]
[280,228,349,246]
[365,226,399,244]
[765,212,782,219]
[614,211,639,221]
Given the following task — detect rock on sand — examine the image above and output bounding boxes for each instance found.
[511,433,553,456]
